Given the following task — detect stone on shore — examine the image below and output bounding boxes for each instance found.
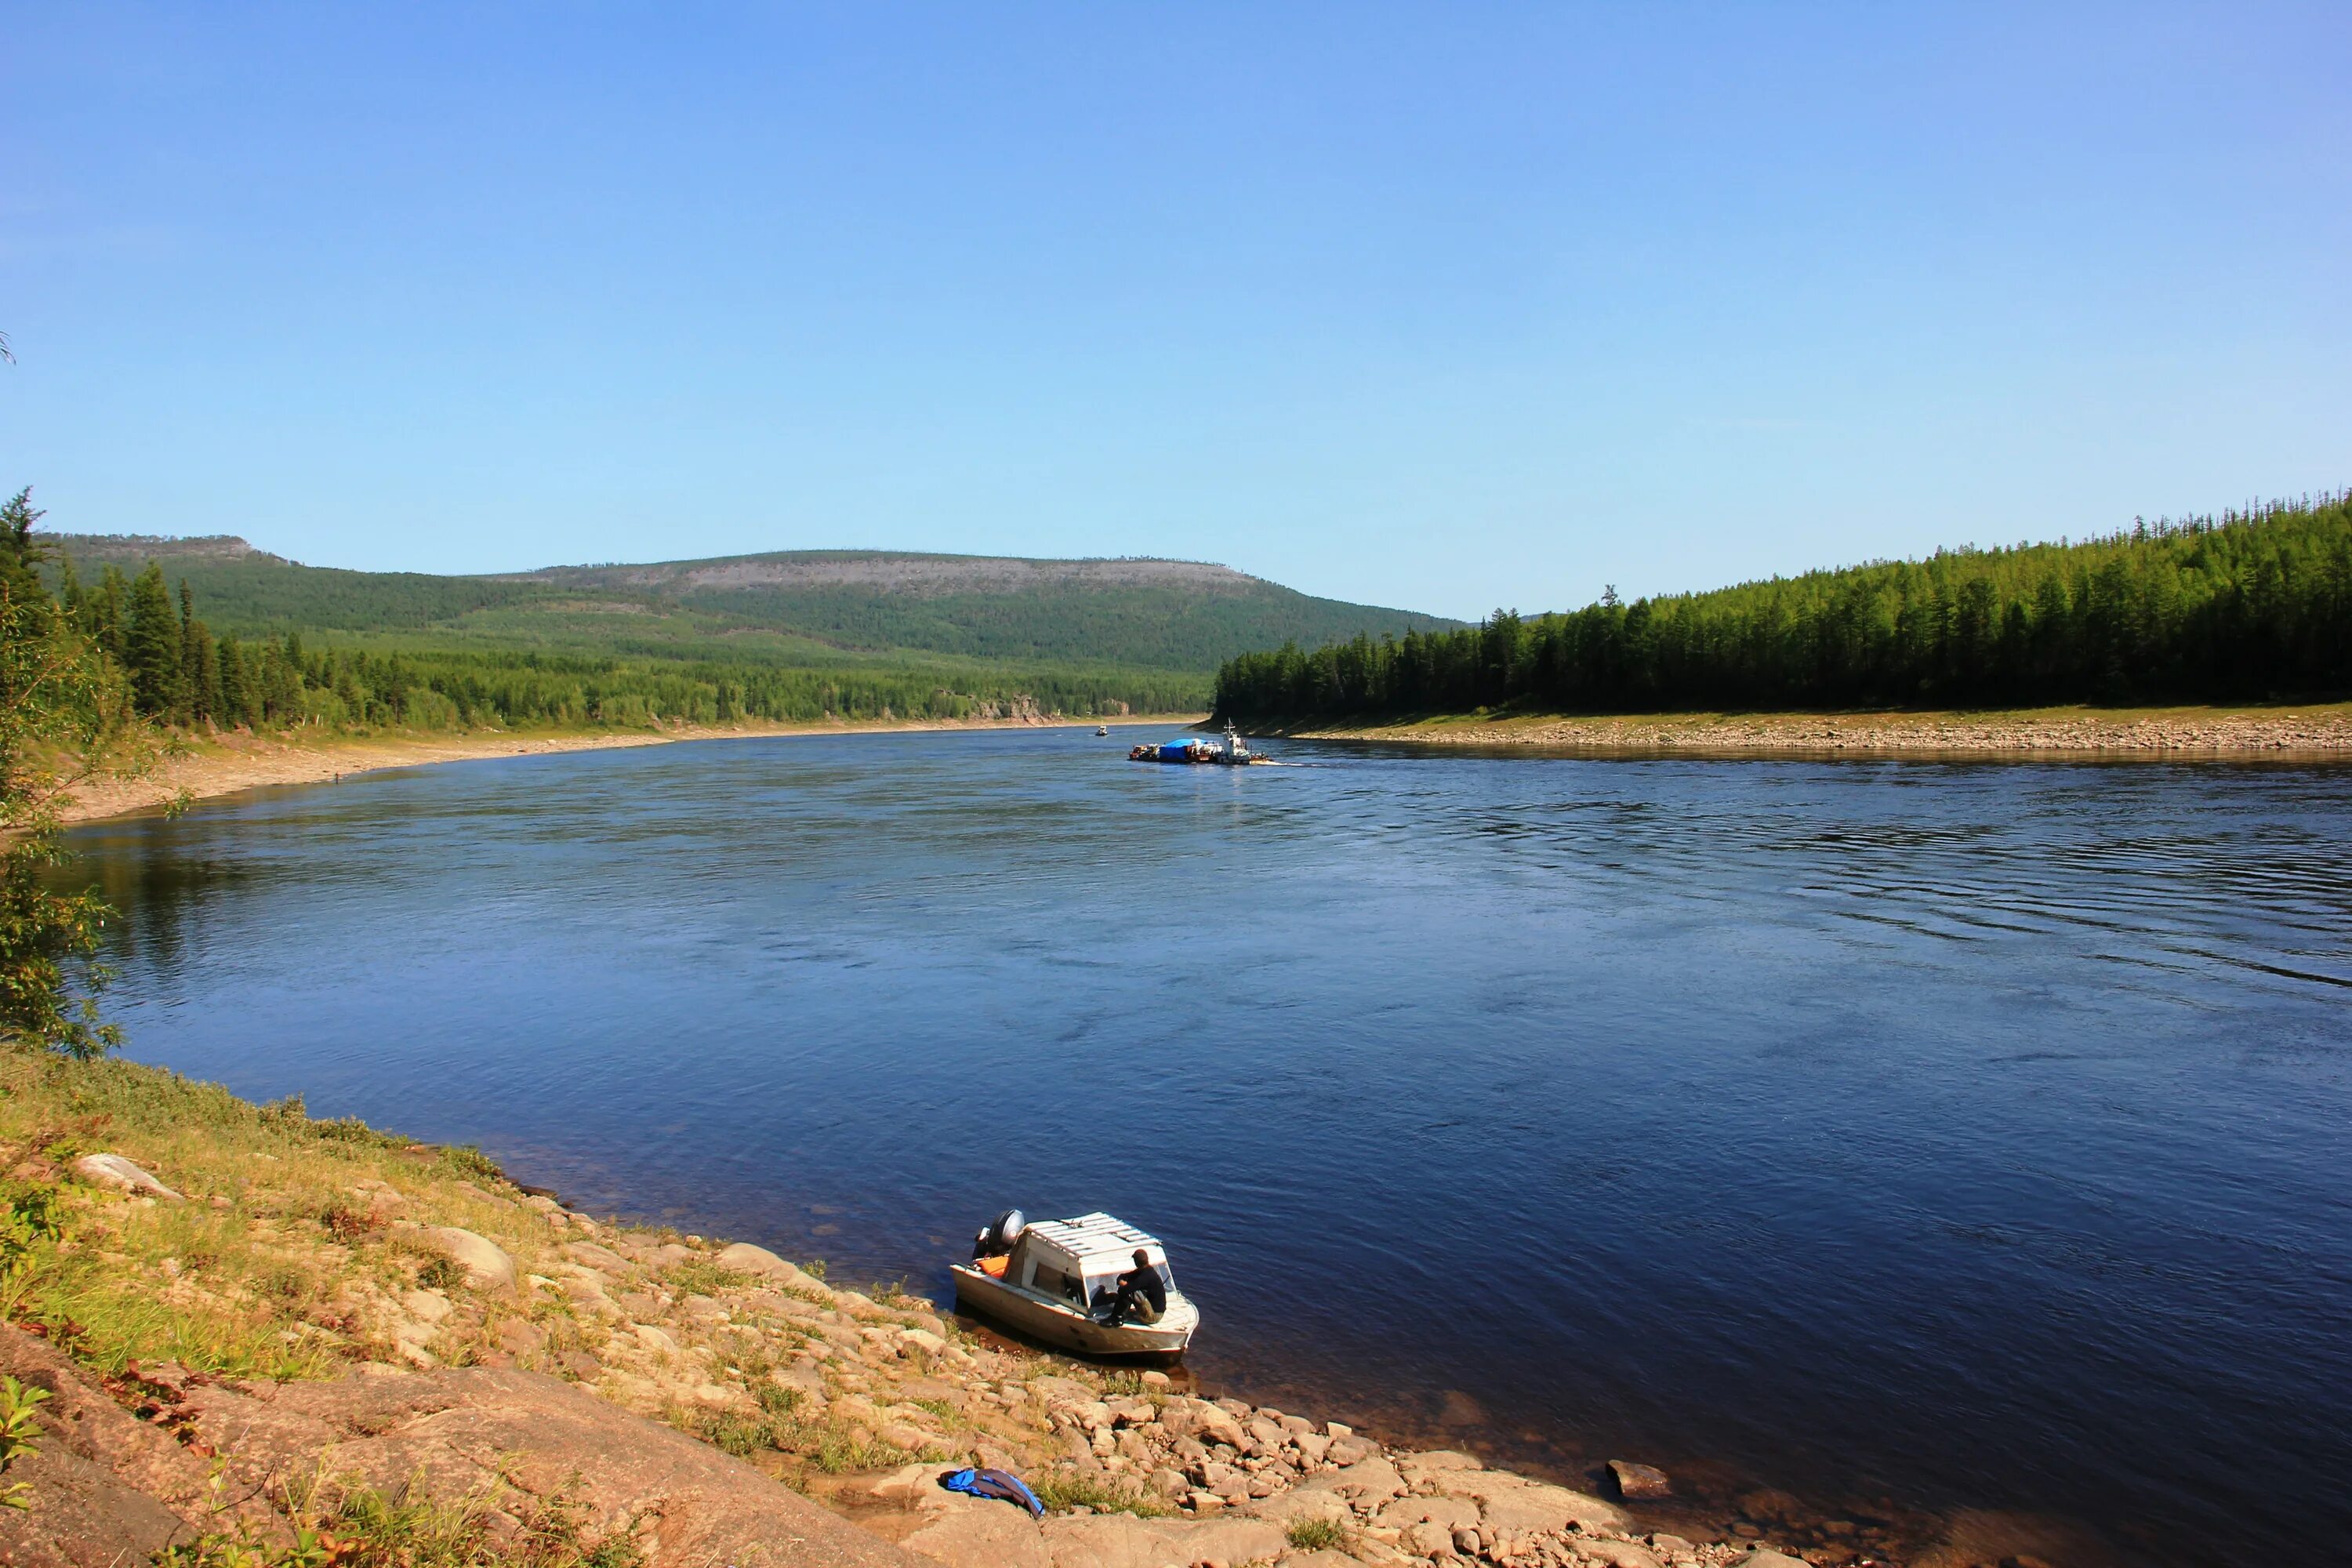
[713,1240,833,1296]
[414,1225,517,1290]
[1731,1551,1810,1568]
[71,1152,182,1200]
[1420,1467,1626,1535]
[1609,1459,1673,1498]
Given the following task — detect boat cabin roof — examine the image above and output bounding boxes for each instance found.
[1020,1211,1166,1272]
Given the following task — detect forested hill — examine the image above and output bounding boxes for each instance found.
[44,539,1457,673]
[1215,492,2352,720]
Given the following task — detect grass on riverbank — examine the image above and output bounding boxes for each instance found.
[0,1048,1133,1516]
[0,1050,566,1378]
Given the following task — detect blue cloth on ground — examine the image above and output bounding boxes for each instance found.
[941,1465,1046,1518]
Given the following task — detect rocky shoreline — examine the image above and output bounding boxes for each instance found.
[0,1063,2095,1568]
[1291,706,2352,758]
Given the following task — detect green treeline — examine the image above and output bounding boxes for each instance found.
[40,535,1200,732]
[1215,492,2352,720]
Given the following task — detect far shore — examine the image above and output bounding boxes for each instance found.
[1270,701,2352,759]
[56,713,1210,826]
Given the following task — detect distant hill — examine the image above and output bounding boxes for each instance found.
[45,538,1459,672]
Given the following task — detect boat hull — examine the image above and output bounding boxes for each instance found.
[951,1265,1196,1359]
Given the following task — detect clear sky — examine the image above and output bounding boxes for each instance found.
[4,4,2346,620]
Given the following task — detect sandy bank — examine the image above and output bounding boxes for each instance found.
[55,713,1208,826]
[1283,702,2352,759]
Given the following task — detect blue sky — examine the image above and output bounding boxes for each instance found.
[4,4,2346,620]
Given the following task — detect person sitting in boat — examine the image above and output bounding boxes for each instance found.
[1093,1249,1167,1327]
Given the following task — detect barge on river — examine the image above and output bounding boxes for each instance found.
[1128,722,1267,765]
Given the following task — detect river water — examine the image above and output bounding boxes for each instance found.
[60,728,2352,1566]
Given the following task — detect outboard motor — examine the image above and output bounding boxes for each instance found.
[973,1208,1026,1259]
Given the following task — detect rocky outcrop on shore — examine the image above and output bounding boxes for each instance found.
[0,1323,919,1568]
[5,1152,1828,1568]
[1308,709,2352,757]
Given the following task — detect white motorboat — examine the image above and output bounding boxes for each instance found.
[952,1210,1199,1359]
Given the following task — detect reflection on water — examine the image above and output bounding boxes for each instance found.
[58,731,2352,1566]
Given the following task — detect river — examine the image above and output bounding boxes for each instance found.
[60,727,2352,1566]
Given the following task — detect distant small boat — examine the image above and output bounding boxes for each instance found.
[953,1210,1199,1359]
[1097,725,1109,736]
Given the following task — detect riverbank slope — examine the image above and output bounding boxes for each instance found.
[0,1051,2099,1568]
[54,714,1208,826]
[1274,702,2352,757]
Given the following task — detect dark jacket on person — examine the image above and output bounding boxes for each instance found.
[1118,1261,1167,1316]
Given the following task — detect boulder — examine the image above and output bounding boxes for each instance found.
[496,1319,548,1358]
[1326,1454,1406,1504]
[1609,1460,1672,1499]
[1377,1494,1479,1533]
[71,1152,181,1201]
[401,1289,454,1324]
[0,1324,277,1564]
[1240,1470,1354,1526]
[561,1240,633,1276]
[415,1225,517,1291]
[713,1241,833,1296]
[1402,1519,1456,1556]
[901,1506,1052,1568]
[1179,1398,1249,1450]
[1402,1448,1483,1472]
[1423,1468,1626,1534]
[1730,1552,1809,1568]
[1040,1512,1286,1568]
[1584,1541,1664,1568]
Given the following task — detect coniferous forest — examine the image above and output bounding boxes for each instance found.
[4,492,1205,731]
[1214,493,2352,721]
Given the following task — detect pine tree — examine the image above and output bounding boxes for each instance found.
[217,636,256,728]
[124,564,185,719]
[85,568,128,665]
[0,490,48,607]
[176,582,221,724]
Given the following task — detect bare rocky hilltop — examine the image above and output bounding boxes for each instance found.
[498,550,1270,598]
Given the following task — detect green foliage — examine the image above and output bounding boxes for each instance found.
[1217,492,2352,720]
[665,1258,750,1296]
[1029,1472,1174,1518]
[158,1471,646,1568]
[437,1144,504,1181]
[0,1374,51,1511]
[0,492,49,607]
[1285,1515,1352,1550]
[0,511,129,1059]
